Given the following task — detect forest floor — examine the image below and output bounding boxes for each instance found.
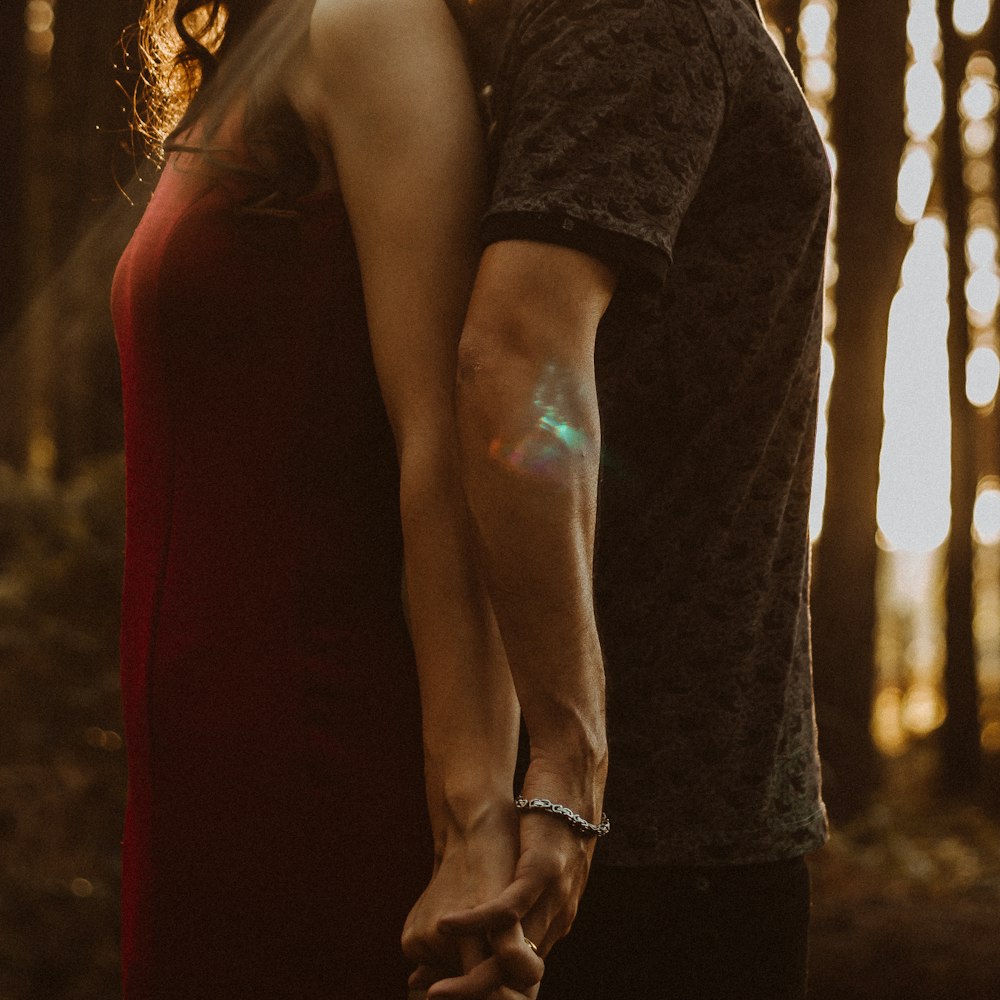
[1,457,999,999]
[809,747,1000,1000]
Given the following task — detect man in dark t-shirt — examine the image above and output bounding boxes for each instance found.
[431,0,831,997]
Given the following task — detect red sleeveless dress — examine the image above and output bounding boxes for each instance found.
[111,154,431,999]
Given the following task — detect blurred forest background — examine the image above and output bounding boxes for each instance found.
[2,0,1000,998]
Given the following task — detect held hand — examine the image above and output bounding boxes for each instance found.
[426,813,591,999]
[426,760,605,999]
[403,801,528,993]
[411,935,541,1000]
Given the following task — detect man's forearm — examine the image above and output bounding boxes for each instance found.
[454,239,615,820]
[455,345,608,793]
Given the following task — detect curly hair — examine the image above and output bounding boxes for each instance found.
[136,0,318,198]
[137,1,241,150]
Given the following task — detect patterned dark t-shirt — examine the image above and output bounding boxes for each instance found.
[463,0,830,866]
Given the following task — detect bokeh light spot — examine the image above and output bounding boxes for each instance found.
[967,224,998,269]
[906,60,945,140]
[953,0,991,38]
[961,77,997,121]
[804,58,835,98]
[963,118,996,157]
[982,720,1000,752]
[71,878,94,899]
[901,683,948,735]
[799,2,833,58]
[24,0,53,33]
[966,267,1000,318]
[897,143,934,222]
[878,219,952,553]
[973,480,1000,544]
[966,347,1000,407]
[872,686,909,756]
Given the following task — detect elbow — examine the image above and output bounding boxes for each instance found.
[455,332,497,401]
[455,322,518,430]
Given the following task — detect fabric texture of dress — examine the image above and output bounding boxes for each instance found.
[111,152,431,998]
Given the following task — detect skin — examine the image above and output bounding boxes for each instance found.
[425,243,615,999]
[288,1,616,995]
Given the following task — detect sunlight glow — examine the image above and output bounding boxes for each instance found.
[965,158,997,194]
[823,140,839,178]
[909,0,942,59]
[810,107,831,140]
[23,0,54,60]
[878,0,1000,768]
[968,52,998,80]
[902,683,948,734]
[881,6,952,553]
[802,0,838,542]
[898,4,941,224]
[874,546,949,752]
[799,2,833,57]
[906,60,946,140]
[878,218,953,552]
[969,195,1000,231]
[953,0,992,38]
[24,0,53,32]
[974,480,1000,543]
[905,0,945,144]
[810,340,835,541]
[965,119,997,157]
[962,66,999,161]
[897,143,935,222]
[966,346,1000,406]
[982,721,1000,751]
[872,687,909,756]
[764,16,785,53]
[804,58,835,98]
[963,64,1000,330]
[961,77,997,120]
[967,268,1000,318]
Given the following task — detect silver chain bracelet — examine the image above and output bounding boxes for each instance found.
[514,795,611,838]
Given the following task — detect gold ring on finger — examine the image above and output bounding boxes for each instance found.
[523,937,539,956]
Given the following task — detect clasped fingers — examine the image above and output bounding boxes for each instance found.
[425,950,542,1000]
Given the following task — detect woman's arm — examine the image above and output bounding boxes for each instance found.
[295,0,522,955]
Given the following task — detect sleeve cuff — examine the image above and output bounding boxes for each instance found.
[480,210,672,288]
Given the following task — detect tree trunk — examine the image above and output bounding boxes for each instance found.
[0,5,24,340]
[4,1,143,475]
[810,1,910,821]
[47,0,144,473]
[0,3,26,465]
[20,3,59,481]
[940,2,982,797]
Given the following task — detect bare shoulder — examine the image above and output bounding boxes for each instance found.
[307,0,456,71]
[291,0,467,131]
[286,0,408,141]
[309,0,399,52]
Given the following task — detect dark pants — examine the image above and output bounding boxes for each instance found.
[541,856,811,1000]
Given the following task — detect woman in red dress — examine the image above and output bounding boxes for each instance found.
[112,1,527,995]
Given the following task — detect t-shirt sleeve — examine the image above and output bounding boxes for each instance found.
[482,0,727,286]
